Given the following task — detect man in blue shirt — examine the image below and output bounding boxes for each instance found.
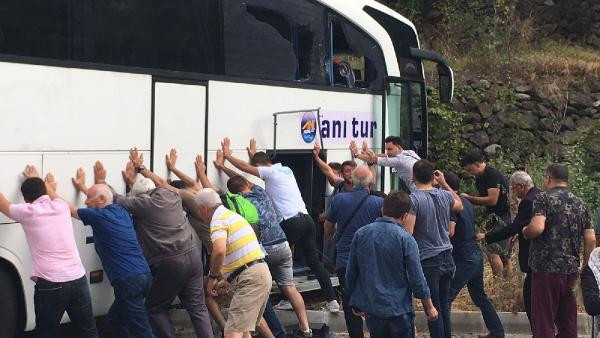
[71,167,154,338]
[445,171,504,338]
[346,191,437,338]
[403,160,463,338]
[324,166,384,338]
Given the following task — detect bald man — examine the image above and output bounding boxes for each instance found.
[324,166,384,338]
[70,168,154,338]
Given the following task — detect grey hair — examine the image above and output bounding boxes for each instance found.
[352,166,372,189]
[194,188,222,209]
[510,171,534,188]
[94,184,113,205]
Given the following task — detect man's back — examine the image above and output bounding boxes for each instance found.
[409,188,455,260]
[530,187,593,274]
[77,204,150,282]
[257,163,307,219]
[326,189,383,269]
[242,185,287,247]
[346,218,429,317]
[116,187,196,264]
[475,166,509,217]
[450,196,477,258]
[9,195,85,282]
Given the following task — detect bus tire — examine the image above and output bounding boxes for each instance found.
[0,267,19,338]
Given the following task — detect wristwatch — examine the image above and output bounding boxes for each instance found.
[209,273,222,280]
[353,153,359,159]
[135,165,146,174]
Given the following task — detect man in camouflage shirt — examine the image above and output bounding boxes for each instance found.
[523,163,596,338]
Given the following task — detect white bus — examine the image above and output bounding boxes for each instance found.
[0,0,453,335]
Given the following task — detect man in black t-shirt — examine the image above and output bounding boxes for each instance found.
[460,149,512,276]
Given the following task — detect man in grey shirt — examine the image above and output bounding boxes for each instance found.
[353,136,420,192]
[403,160,463,338]
[113,149,213,338]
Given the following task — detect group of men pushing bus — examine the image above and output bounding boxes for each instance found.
[0,135,595,338]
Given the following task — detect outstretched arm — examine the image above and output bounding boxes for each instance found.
[130,148,174,191]
[0,193,11,217]
[222,137,260,177]
[195,154,214,189]
[166,148,201,191]
[213,150,241,179]
[313,143,340,187]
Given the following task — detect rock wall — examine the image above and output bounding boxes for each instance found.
[451,78,600,159]
[518,0,600,47]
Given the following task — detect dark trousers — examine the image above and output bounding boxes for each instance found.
[531,273,578,338]
[365,313,415,338]
[147,249,213,338]
[523,272,532,324]
[33,275,98,338]
[280,213,336,301]
[263,301,285,338]
[421,250,454,338]
[448,249,504,337]
[108,272,154,338]
[337,268,364,338]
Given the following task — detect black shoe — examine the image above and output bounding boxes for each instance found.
[292,328,313,337]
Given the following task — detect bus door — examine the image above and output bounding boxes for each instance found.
[151,79,207,177]
[383,77,427,191]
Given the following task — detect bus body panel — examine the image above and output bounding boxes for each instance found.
[0,62,152,152]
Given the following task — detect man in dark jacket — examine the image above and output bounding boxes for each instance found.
[476,170,541,323]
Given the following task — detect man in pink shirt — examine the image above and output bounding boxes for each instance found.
[0,165,98,338]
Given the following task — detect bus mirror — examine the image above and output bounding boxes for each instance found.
[437,64,454,103]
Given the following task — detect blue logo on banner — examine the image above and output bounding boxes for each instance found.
[300,112,317,143]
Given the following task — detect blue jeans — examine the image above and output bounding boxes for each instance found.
[421,250,455,338]
[449,248,504,337]
[34,275,98,338]
[108,272,155,338]
[365,313,415,338]
[263,301,285,338]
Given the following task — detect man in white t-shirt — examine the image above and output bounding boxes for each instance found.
[0,165,98,337]
[221,137,340,312]
[353,136,420,192]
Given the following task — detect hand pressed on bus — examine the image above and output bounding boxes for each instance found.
[129,148,144,168]
[23,165,40,178]
[44,172,58,195]
[221,137,232,157]
[94,161,107,184]
[72,168,88,194]
[247,138,257,158]
[213,150,224,170]
[166,148,178,171]
[122,162,136,187]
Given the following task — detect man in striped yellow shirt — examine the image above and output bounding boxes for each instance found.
[194,188,272,338]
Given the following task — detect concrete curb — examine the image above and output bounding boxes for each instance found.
[172,309,593,335]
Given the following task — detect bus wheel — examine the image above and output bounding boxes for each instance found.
[0,267,18,338]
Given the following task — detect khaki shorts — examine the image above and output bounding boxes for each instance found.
[225,262,272,333]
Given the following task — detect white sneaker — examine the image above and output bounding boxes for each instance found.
[274,300,293,310]
[325,300,340,313]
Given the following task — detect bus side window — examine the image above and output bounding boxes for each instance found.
[222,0,327,84]
[330,17,385,90]
[0,0,69,60]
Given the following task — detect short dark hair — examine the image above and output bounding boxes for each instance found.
[21,177,47,203]
[546,163,568,182]
[413,159,435,184]
[460,149,484,167]
[382,191,411,218]
[340,160,357,170]
[250,152,272,166]
[328,162,342,173]
[384,136,404,148]
[444,171,460,191]
[227,176,249,194]
[169,180,189,190]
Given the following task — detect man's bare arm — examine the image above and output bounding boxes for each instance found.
[166,148,201,191]
[404,213,416,234]
[584,228,596,265]
[222,137,260,177]
[523,215,546,239]
[0,193,11,217]
[313,143,340,186]
[195,154,215,189]
[463,188,500,207]
[434,170,463,212]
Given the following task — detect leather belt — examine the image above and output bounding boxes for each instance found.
[226,259,265,283]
